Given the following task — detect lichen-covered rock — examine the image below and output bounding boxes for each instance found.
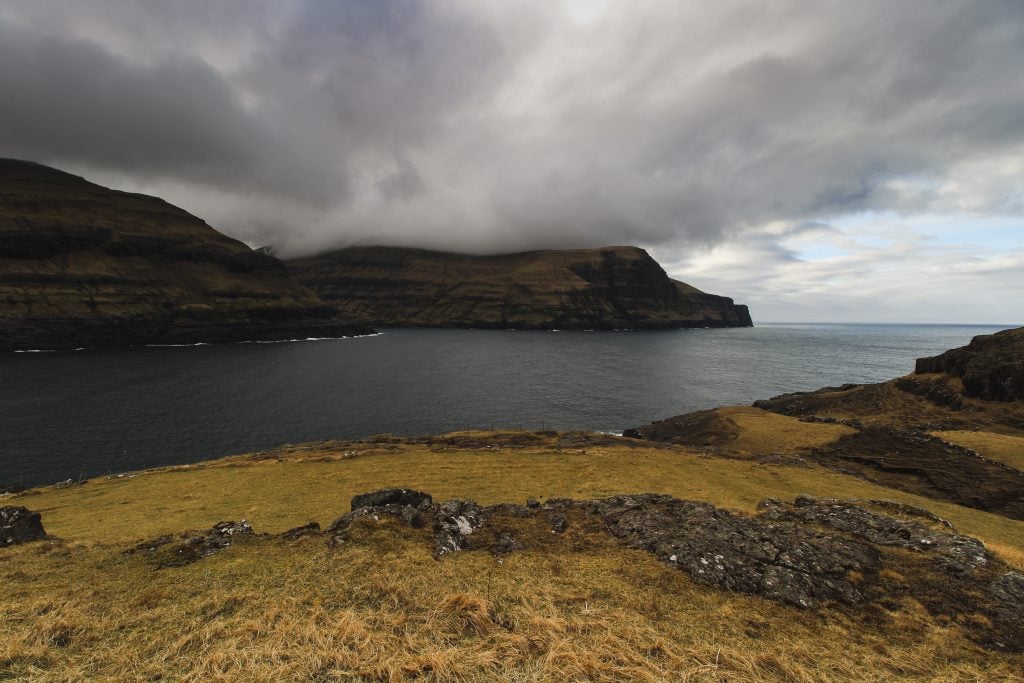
[566,494,879,608]
[0,506,46,546]
[433,500,484,556]
[757,497,988,574]
[988,571,1024,649]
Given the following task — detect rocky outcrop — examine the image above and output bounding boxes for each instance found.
[915,327,1024,401]
[0,159,374,351]
[0,506,46,546]
[351,488,433,511]
[323,490,1024,651]
[288,245,752,330]
[127,519,255,567]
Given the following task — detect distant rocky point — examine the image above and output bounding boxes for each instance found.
[626,326,1024,521]
[915,326,1024,401]
[0,159,373,351]
[288,245,752,330]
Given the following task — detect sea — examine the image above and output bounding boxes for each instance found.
[0,323,1013,487]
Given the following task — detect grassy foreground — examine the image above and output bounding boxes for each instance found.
[2,427,1023,681]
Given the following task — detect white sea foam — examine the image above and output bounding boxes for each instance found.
[147,332,382,348]
[146,342,212,348]
[13,347,86,353]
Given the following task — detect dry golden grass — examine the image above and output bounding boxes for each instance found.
[3,432,1023,681]
[934,430,1024,472]
[1,521,1021,682]
[718,407,855,455]
[11,433,1024,566]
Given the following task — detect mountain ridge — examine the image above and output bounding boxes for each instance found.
[0,159,373,351]
[288,244,752,330]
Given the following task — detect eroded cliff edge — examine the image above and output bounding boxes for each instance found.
[0,159,373,351]
[288,245,752,330]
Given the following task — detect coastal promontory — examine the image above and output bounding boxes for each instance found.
[288,245,752,330]
[0,159,373,351]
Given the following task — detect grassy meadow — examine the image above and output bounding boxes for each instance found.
[2,421,1023,681]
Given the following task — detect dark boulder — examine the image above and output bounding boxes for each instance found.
[351,488,432,511]
[758,497,988,575]
[0,506,46,546]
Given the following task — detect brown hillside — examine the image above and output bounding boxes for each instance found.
[0,159,372,351]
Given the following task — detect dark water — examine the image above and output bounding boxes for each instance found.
[0,323,1012,486]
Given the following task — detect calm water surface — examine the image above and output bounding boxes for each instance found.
[0,323,1012,486]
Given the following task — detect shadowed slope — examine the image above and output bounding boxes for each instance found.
[0,159,373,351]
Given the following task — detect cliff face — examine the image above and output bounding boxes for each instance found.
[915,327,1024,401]
[0,159,372,351]
[288,245,752,330]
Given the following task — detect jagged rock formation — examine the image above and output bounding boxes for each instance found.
[288,245,752,330]
[916,327,1024,401]
[0,159,374,351]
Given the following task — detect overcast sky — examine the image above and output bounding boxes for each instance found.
[1,1,1022,323]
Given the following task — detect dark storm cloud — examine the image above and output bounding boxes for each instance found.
[0,0,1022,261]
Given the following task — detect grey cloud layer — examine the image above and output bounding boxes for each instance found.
[0,0,1022,259]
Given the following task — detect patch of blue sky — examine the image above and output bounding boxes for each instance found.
[829,211,1023,252]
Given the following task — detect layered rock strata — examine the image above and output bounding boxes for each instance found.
[288,245,752,330]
